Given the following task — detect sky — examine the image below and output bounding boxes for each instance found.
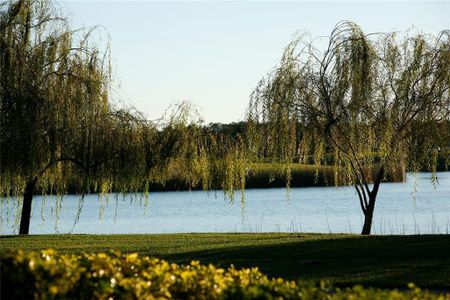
[61,1,450,123]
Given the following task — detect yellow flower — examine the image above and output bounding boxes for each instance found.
[49,285,58,295]
[126,253,138,261]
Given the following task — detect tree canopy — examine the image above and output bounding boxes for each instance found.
[1,1,448,236]
[0,0,249,234]
[247,21,450,234]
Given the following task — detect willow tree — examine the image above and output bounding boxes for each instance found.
[248,22,449,235]
[0,1,248,235]
[0,0,159,234]
[148,102,249,199]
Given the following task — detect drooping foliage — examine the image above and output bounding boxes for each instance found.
[4,0,446,236]
[146,102,248,198]
[1,0,114,195]
[0,0,249,234]
[248,21,450,234]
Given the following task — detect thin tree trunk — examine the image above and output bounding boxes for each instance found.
[19,180,35,234]
[361,198,375,235]
[360,166,385,235]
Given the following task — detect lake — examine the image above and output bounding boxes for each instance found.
[1,172,449,235]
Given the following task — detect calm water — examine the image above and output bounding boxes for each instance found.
[1,172,449,235]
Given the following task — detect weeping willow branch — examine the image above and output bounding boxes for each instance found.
[246,21,449,234]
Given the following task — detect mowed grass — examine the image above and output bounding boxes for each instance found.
[1,233,449,289]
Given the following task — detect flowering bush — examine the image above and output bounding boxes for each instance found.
[1,250,448,299]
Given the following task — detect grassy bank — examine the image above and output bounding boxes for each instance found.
[244,163,405,189]
[1,233,449,289]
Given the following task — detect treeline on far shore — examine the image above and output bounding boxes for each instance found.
[5,115,449,194]
[145,162,407,191]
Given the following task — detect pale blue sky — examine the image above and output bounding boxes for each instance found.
[62,1,449,123]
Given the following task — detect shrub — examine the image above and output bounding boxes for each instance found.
[1,250,448,299]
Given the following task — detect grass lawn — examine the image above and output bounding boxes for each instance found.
[1,233,449,289]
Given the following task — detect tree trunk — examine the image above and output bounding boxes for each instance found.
[360,167,384,235]
[361,199,375,235]
[19,180,35,234]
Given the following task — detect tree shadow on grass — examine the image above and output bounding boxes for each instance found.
[1,233,449,288]
[155,235,450,289]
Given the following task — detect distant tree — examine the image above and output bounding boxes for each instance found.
[205,122,247,139]
[248,21,450,234]
[151,104,248,197]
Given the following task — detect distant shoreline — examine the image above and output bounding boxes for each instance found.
[3,161,448,196]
